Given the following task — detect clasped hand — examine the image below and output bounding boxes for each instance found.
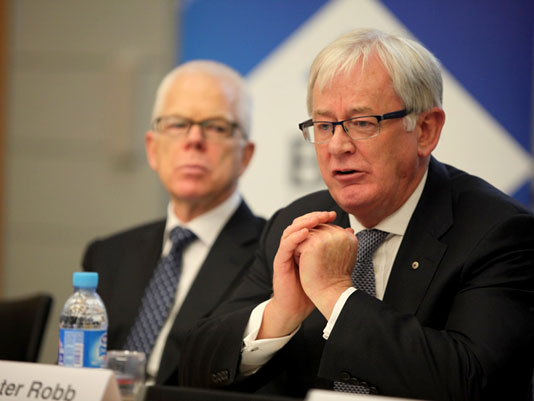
[258,211,357,339]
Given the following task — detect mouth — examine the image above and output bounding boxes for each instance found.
[334,169,358,176]
[332,168,367,183]
[179,164,208,174]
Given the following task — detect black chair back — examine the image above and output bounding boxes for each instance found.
[0,293,53,362]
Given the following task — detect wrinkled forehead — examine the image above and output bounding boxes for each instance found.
[308,50,389,114]
[311,56,395,110]
[316,52,387,93]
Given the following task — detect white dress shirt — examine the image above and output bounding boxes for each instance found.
[240,171,428,375]
[146,191,241,381]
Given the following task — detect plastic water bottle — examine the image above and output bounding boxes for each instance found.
[58,271,108,368]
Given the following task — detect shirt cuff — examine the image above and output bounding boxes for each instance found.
[323,287,357,340]
[240,300,299,375]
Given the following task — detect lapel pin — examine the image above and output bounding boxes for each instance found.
[411,261,420,270]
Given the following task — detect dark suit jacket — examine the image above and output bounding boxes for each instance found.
[82,200,266,385]
[179,159,534,401]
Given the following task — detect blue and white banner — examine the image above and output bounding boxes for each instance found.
[178,0,533,217]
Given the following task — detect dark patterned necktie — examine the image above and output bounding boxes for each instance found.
[124,226,196,357]
[335,229,388,394]
[351,229,388,297]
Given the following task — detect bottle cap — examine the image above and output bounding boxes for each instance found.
[73,272,98,288]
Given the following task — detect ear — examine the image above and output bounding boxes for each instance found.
[416,107,445,158]
[238,141,255,176]
[145,130,159,171]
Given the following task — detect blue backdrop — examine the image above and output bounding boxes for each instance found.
[177,0,533,211]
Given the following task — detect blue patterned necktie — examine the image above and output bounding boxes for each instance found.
[334,229,388,394]
[124,226,196,357]
[351,229,388,297]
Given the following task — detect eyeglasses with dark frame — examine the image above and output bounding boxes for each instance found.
[153,115,241,141]
[298,109,410,144]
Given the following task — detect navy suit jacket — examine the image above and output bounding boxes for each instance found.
[179,159,534,401]
[82,200,266,385]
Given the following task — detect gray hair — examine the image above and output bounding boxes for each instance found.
[307,28,443,130]
[152,60,252,137]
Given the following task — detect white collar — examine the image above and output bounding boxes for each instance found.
[164,191,241,248]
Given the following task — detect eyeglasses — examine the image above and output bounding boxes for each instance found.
[298,109,410,144]
[153,115,240,141]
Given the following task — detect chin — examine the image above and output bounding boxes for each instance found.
[332,189,377,215]
[170,186,208,201]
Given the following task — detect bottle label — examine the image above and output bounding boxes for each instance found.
[58,328,107,368]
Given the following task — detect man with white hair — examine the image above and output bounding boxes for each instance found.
[179,29,534,401]
[83,60,265,385]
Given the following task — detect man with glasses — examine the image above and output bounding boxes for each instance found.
[179,29,534,400]
[82,60,265,385]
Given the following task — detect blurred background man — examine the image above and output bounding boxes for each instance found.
[83,60,265,385]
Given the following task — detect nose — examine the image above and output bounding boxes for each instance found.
[328,123,355,155]
[184,123,206,146]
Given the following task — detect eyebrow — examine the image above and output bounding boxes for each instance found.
[313,107,374,120]
[163,114,232,121]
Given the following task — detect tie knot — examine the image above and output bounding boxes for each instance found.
[169,226,196,252]
[356,229,388,261]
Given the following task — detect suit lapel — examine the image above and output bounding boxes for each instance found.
[383,159,453,315]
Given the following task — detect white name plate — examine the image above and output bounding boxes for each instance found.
[0,360,120,401]
[306,389,423,401]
